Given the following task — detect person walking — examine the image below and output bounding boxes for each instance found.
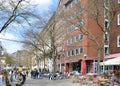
[21,72,26,85]
[16,72,23,86]
[10,71,14,82]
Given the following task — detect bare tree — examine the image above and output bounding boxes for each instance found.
[0,0,41,33]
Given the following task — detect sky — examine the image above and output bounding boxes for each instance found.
[0,0,58,54]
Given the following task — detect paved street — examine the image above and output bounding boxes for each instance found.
[3,76,119,86]
[3,77,81,86]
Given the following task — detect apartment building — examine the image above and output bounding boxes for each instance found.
[55,0,120,73]
[109,0,120,54]
[64,0,105,73]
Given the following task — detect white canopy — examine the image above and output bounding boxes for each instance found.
[100,56,120,65]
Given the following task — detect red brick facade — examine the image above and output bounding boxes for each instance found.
[55,0,120,73]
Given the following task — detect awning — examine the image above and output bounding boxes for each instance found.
[100,56,120,65]
[104,53,120,60]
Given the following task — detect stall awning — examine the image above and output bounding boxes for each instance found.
[100,56,120,65]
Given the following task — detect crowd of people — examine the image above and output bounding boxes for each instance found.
[30,69,43,79]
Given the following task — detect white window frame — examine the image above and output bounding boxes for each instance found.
[74,48,79,55]
[75,0,79,3]
[71,37,75,43]
[118,14,120,25]
[104,32,109,41]
[118,0,120,3]
[117,35,120,47]
[104,45,109,55]
[104,19,109,28]
[75,35,79,42]
[79,46,83,54]
[79,33,84,40]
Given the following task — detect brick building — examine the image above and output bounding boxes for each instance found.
[41,0,120,74]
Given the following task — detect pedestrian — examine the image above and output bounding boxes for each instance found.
[26,70,28,77]
[10,71,14,82]
[21,72,26,85]
[16,72,23,86]
[39,72,43,79]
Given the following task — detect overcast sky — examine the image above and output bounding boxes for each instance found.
[0,0,58,54]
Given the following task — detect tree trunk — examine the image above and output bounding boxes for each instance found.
[97,48,102,75]
[53,54,56,75]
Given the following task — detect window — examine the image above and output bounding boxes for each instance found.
[72,37,75,43]
[75,48,79,55]
[79,6,84,13]
[71,0,75,7]
[105,19,109,28]
[79,34,84,40]
[79,46,83,54]
[60,0,62,5]
[72,50,74,55]
[75,35,79,42]
[68,50,72,56]
[76,9,79,16]
[118,14,120,25]
[71,13,74,19]
[118,0,120,3]
[67,4,71,10]
[68,15,71,20]
[104,45,109,55]
[68,27,71,33]
[75,0,79,3]
[75,22,79,27]
[104,32,109,41]
[67,38,71,44]
[71,25,75,31]
[117,35,120,47]
[79,19,84,27]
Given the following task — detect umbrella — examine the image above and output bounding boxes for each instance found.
[81,60,86,75]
